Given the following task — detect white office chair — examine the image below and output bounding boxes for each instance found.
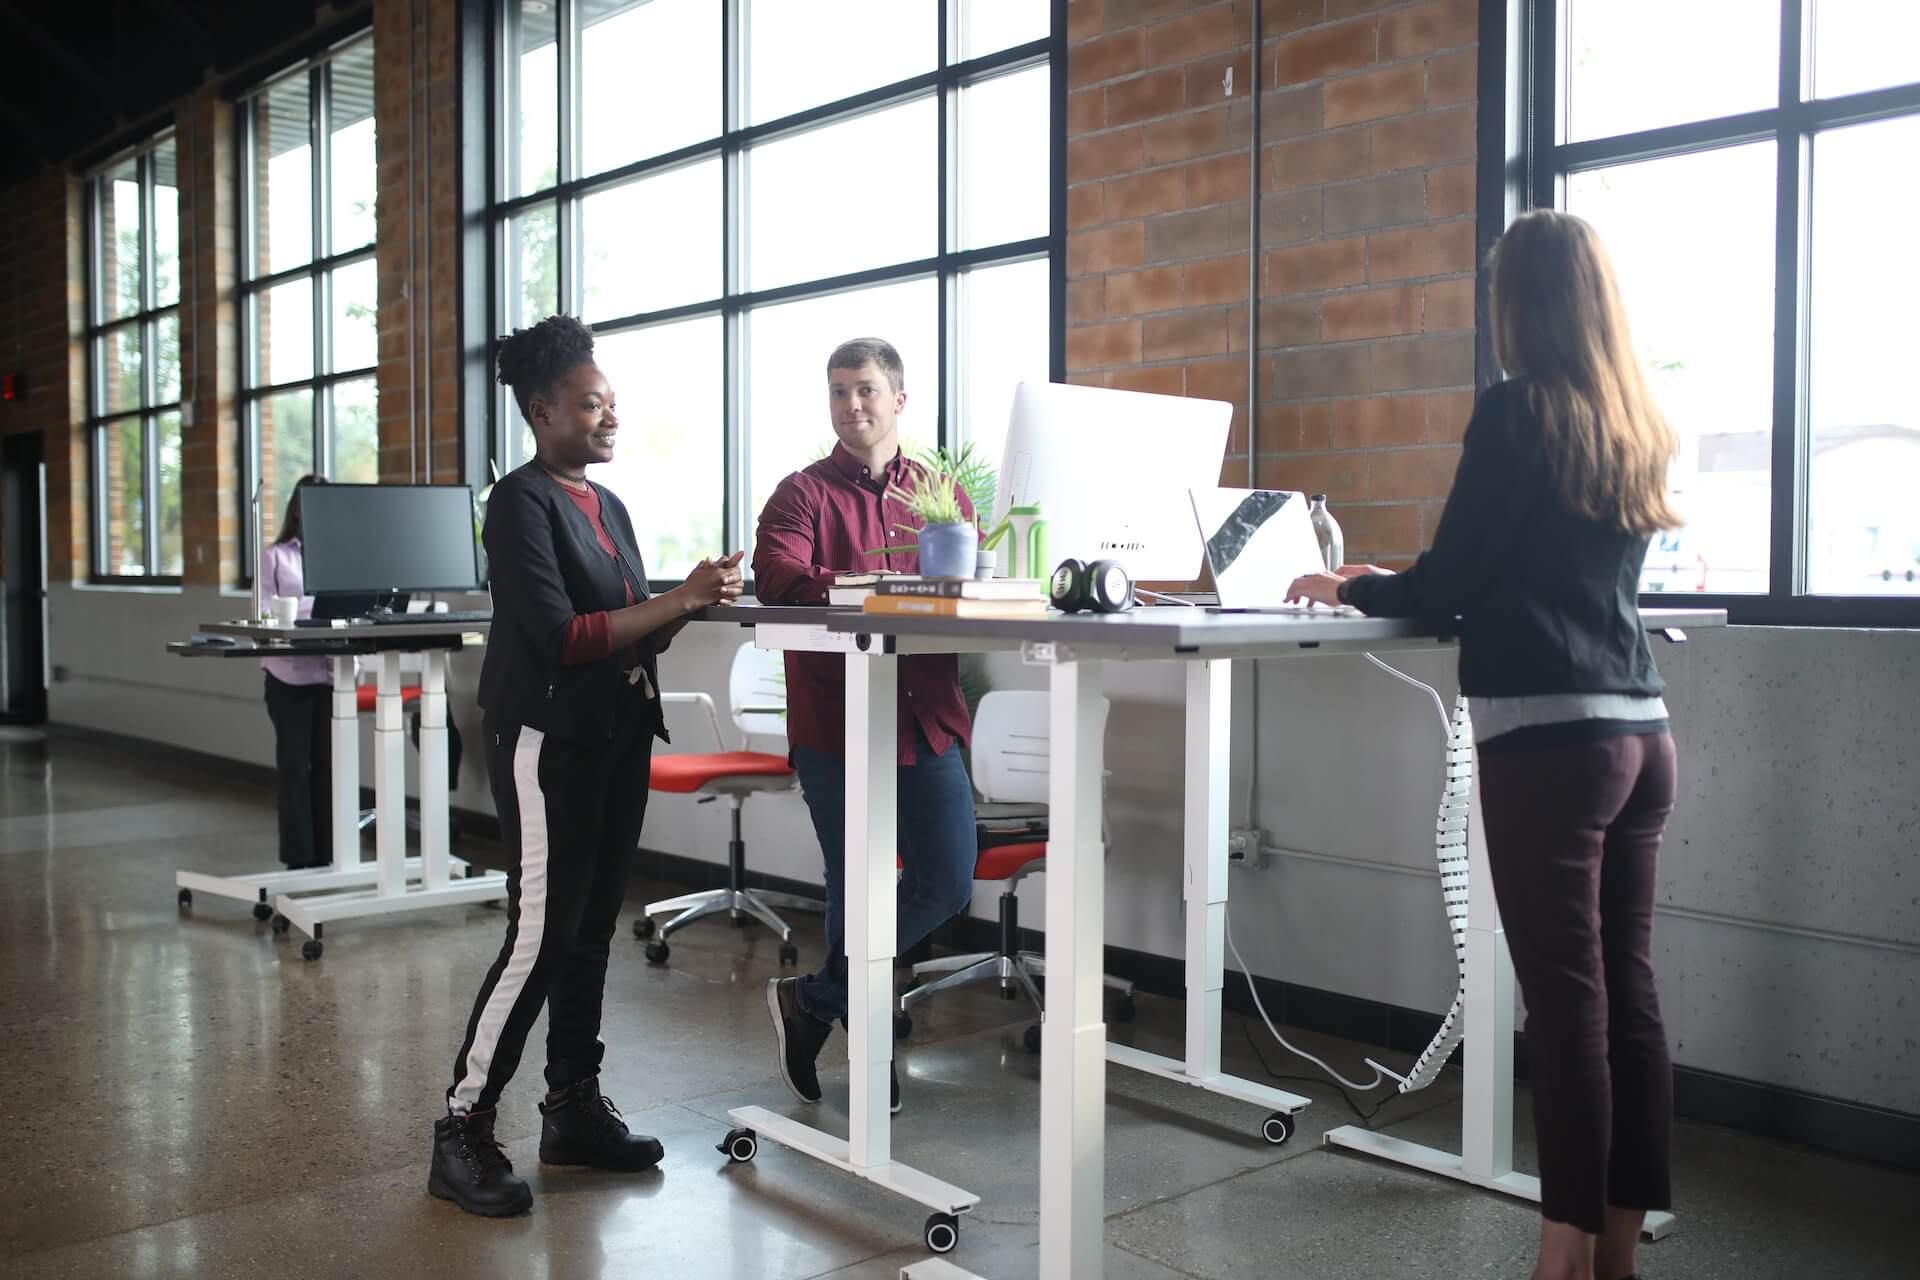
[633,642,822,966]
[897,689,1134,1049]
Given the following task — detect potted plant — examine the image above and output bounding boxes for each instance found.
[881,457,978,578]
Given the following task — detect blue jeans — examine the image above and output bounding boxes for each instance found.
[791,728,978,1026]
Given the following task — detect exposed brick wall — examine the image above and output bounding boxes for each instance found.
[0,169,86,581]
[374,0,463,485]
[1066,0,1477,566]
[0,6,468,587]
[177,87,241,587]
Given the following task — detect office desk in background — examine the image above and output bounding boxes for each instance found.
[169,618,505,959]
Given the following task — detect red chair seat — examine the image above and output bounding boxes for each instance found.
[650,751,795,794]
[355,684,421,713]
[974,840,1047,881]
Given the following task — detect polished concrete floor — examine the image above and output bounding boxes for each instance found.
[2,726,1915,1279]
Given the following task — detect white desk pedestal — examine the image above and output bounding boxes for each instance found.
[726,646,979,1236]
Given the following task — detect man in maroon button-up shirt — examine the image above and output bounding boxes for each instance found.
[753,337,979,1111]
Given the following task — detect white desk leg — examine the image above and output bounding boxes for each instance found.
[373,653,407,898]
[1460,786,1516,1183]
[1040,658,1107,1280]
[846,648,898,1170]
[1184,659,1231,1078]
[330,655,360,870]
[417,650,450,891]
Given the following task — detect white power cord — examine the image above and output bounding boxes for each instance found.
[1224,911,1397,1092]
[1232,649,1466,1096]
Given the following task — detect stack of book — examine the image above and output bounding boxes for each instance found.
[859,576,1049,618]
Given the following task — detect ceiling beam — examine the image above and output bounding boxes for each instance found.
[0,2,118,101]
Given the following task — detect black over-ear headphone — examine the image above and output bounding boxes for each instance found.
[1049,558,1135,613]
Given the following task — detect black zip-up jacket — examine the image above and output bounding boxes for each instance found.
[1342,378,1664,699]
[476,463,670,743]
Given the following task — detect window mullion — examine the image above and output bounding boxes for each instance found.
[1769,0,1809,601]
[723,0,744,555]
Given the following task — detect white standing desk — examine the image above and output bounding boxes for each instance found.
[170,619,508,959]
[703,602,1721,1271]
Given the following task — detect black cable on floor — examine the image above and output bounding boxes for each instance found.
[1234,1012,1394,1127]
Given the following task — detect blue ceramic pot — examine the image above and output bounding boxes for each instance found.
[917,521,977,578]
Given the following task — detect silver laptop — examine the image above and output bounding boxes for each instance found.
[1188,488,1330,612]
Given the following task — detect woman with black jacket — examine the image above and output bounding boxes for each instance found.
[430,315,742,1218]
[1290,211,1682,1280]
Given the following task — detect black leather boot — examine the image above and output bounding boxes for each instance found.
[538,1078,665,1171]
[428,1109,533,1217]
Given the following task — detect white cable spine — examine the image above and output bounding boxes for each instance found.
[1398,694,1474,1093]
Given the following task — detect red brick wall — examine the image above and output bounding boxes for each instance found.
[1067,0,1477,566]
[374,0,463,486]
[0,170,87,581]
[178,87,241,587]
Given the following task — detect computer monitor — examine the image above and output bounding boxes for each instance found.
[299,484,482,597]
[990,381,1233,582]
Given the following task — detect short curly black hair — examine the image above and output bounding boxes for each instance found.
[496,314,597,424]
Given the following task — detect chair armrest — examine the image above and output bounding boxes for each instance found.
[660,691,728,750]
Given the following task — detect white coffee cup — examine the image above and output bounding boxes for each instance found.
[270,595,299,627]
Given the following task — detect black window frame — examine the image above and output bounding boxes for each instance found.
[84,132,185,586]
[236,32,382,589]
[1496,0,1920,627]
[464,0,1068,590]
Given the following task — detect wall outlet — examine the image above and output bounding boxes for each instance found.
[1227,827,1266,868]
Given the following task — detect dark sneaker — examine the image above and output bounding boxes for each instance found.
[538,1078,665,1172]
[768,976,830,1104]
[428,1109,533,1217]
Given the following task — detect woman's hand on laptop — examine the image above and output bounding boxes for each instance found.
[1285,572,1346,607]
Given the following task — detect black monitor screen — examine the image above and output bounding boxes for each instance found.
[299,484,481,594]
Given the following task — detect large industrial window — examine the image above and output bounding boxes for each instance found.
[1527,0,1920,625]
[238,35,380,576]
[85,133,183,582]
[483,0,1061,579]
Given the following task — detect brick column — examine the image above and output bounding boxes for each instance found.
[375,0,463,485]
[1067,0,1478,566]
[177,86,243,586]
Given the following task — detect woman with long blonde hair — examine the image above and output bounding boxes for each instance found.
[1291,210,1683,1280]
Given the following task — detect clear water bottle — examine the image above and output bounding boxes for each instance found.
[1308,494,1343,571]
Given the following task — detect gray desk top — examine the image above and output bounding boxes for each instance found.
[816,605,1726,652]
[175,619,489,657]
[691,600,1724,654]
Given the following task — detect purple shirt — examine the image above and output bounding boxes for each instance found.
[257,539,332,686]
[752,445,975,765]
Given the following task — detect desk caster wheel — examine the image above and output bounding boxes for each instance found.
[778,940,799,966]
[718,1127,757,1163]
[271,914,290,934]
[1261,1112,1292,1145]
[1109,994,1136,1023]
[632,916,656,941]
[252,902,274,922]
[893,1010,913,1040]
[923,1212,959,1254]
[301,940,324,962]
[177,889,192,909]
[644,941,670,966]
[1023,1023,1042,1054]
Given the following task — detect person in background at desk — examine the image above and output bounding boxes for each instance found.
[431,314,744,1218]
[753,336,978,1116]
[1289,211,1682,1280]
[257,473,333,870]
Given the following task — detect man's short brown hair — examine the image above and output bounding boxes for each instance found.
[826,337,904,394]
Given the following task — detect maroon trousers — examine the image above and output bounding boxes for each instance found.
[1479,730,1678,1235]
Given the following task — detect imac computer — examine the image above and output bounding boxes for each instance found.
[299,484,482,616]
[990,381,1233,582]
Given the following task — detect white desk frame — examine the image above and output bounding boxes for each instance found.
[704,605,1715,1270]
[172,621,508,954]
